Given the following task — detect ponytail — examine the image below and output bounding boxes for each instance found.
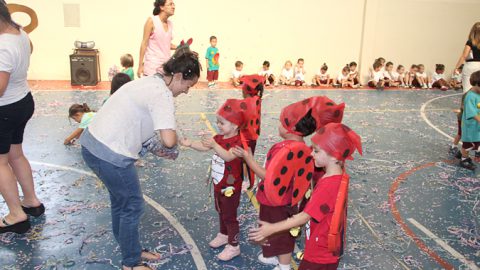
[153,0,166,15]
[0,2,21,30]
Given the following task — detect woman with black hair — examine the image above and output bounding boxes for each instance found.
[137,0,177,78]
[80,47,200,270]
[0,1,44,235]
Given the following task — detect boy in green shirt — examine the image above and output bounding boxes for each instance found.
[460,70,480,170]
[205,36,219,88]
[120,53,134,80]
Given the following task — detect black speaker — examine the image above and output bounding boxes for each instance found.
[70,49,100,86]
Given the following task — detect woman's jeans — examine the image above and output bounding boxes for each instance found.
[81,146,144,267]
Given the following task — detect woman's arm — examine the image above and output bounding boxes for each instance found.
[249,212,311,242]
[138,18,154,78]
[64,128,84,145]
[159,129,177,148]
[454,45,471,71]
[0,72,10,97]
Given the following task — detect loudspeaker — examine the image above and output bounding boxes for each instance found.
[70,49,100,86]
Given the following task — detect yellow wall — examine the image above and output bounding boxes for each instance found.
[8,0,480,83]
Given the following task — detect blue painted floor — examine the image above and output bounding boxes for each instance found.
[0,89,478,270]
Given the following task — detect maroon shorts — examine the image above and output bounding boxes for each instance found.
[299,260,339,270]
[367,81,377,88]
[259,203,298,257]
[207,70,219,81]
[412,78,421,88]
[214,189,241,245]
[462,142,480,151]
[458,120,462,136]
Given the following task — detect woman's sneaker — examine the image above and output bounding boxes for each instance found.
[217,244,240,261]
[209,233,228,248]
[258,254,279,265]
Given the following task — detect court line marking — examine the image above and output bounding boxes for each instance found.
[30,161,208,270]
[407,218,479,270]
[420,93,462,141]
[199,113,301,270]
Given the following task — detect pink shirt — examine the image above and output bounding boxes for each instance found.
[143,16,173,76]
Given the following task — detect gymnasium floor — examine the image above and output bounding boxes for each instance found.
[0,87,479,270]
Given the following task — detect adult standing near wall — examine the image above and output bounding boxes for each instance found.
[80,47,200,270]
[137,0,177,78]
[0,1,44,235]
[454,22,480,92]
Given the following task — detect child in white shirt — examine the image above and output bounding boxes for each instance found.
[431,64,449,91]
[231,61,243,87]
[279,60,294,85]
[294,58,306,86]
[259,60,276,86]
[312,63,332,87]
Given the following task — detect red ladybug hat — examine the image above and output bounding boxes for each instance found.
[311,123,362,161]
[242,74,265,96]
[280,96,345,136]
[217,99,249,127]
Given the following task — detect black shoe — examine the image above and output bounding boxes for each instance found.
[475,152,480,158]
[0,218,31,234]
[459,158,476,171]
[22,203,45,217]
[449,147,462,159]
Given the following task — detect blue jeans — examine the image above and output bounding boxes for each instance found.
[81,146,144,267]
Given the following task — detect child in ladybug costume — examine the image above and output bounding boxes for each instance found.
[249,123,362,270]
[233,96,345,270]
[180,97,257,261]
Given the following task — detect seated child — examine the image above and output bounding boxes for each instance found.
[391,65,406,87]
[248,122,362,270]
[431,64,449,91]
[279,60,294,85]
[336,65,353,88]
[413,64,432,89]
[348,61,360,88]
[294,58,306,86]
[368,60,385,90]
[383,62,399,87]
[64,103,95,145]
[312,63,332,87]
[450,64,463,91]
[231,61,243,87]
[260,61,276,86]
[120,53,135,80]
[406,64,419,88]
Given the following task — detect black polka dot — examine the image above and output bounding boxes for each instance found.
[305,156,313,164]
[326,102,334,106]
[252,79,259,83]
[246,85,252,91]
[256,129,260,135]
[284,118,289,126]
[250,120,254,126]
[279,186,287,196]
[287,151,294,160]
[259,184,264,191]
[320,204,330,214]
[240,102,247,110]
[256,119,260,125]
[256,100,260,106]
[280,166,288,175]
[226,143,231,148]
[317,127,325,134]
[306,172,313,181]
[267,154,272,160]
[297,151,304,158]
[343,149,350,158]
[273,178,281,186]
[298,168,305,177]
[293,189,299,198]
[334,110,341,118]
[226,165,232,172]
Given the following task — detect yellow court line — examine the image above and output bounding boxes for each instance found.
[200,113,299,270]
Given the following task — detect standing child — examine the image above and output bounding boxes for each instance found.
[233,97,345,270]
[294,58,306,86]
[249,123,362,270]
[414,64,432,89]
[449,90,470,159]
[206,36,220,88]
[260,61,276,86]
[348,61,361,88]
[368,60,385,90]
[432,64,449,91]
[459,70,480,170]
[406,64,419,88]
[231,61,243,87]
[120,54,135,80]
[180,98,256,260]
[312,63,332,87]
[336,65,353,88]
[279,60,294,86]
[64,104,95,145]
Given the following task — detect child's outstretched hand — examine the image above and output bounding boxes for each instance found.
[249,220,274,243]
[179,137,192,147]
[201,136,215,149]
[232,145,252,159]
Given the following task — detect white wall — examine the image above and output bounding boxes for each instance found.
[7,0,480,82]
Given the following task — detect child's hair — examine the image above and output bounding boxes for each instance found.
[377,57,386,63]
[153,0,167,16]
[411,64,418,69]
[435,64,445,72]
[210,36,217,41]
[385,61,393,68]
[263,61,270,67]
[417,64,425,69]
[120,54,134,68]
[470,70,480,87]
[373,59,382,70]
[297,58,304,63]
[295,110,317,136]
[162,47,201,80]
[235,61,243,67]
[397,65,404,70]
[69,103,91,118]
[285,60,292,66]
[321,63,328,71]
[111,73,131,95]
[342,65,350,73]
[349,61,357,67]
[0,1,20,30]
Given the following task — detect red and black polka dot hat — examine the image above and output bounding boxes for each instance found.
[242,74,265,96]
[280,96,345,136]
[242,96,262,141]
[311,123,362,161]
